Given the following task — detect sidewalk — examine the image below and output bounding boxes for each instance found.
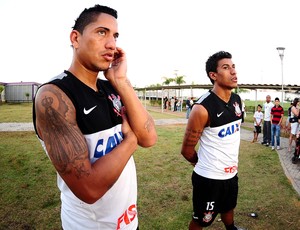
[0,116,299,196]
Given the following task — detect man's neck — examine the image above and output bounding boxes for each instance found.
[211,87,232,103]
[68,66,99,92]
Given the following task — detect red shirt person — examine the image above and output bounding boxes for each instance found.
[270,97,284,150]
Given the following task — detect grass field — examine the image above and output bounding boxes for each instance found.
[1,103,300,229]
[0,103,33,122]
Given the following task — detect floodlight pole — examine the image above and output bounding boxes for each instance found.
[276,47,285,102]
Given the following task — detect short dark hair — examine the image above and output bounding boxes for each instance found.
[73,5,118,34]
[205,51,232,84]
[275,97,280,101]
[257,104,262,109]
[292,97,299,106]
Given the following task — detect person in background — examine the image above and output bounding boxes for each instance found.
[270,97,284,150]
[261,95,274,146]
[174,96,178,111]
[163,96,168,109]
[285,102,293,136]
[288,98,300,152]
[176,98,182,111]
[181,51,245,230]
[33,5,157,229]
[170,97,175,111]
[292,126,300,164]
[252,104,263,143]
[186,97,193,119]
[241,100,246,123]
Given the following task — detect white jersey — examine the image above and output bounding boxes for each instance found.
[253,111,264,126]
[193,91,242,180]
[33,71,138,230]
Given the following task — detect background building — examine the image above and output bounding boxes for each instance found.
[0,82,40,103]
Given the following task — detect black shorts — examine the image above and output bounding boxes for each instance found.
[191,172,238,226]
[254,126,261,133]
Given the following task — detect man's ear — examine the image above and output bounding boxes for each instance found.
[209,72,217,82]
[70,30,80,49]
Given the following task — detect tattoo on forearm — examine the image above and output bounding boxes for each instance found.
[41,95,89,179]
[125,79,132,87]
[144,114,155,132]
[184,128,202,146]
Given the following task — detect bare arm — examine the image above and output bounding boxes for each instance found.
[291,106,299,117]
[270,113,273,124]
[104,47,157,147]
[279,113,284,125]
[35,84,137,204]
[181,105,208,164]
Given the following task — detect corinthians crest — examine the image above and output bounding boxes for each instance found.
[233,102,242,117]
[108,94,122,116]
[203,211,214,223]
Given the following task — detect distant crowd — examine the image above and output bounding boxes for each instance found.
[163,96,194,119]
[250,95,300,164]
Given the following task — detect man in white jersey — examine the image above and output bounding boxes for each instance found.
[33,5,157,230]
[181,51,245,230]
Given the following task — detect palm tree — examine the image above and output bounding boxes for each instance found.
[162,77,174,99]
[162,77,174,86]
[174,75,186,98]
[174,75,186,85]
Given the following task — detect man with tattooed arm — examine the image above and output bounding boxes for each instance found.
[33,5,157,230]
[181,51,245,230]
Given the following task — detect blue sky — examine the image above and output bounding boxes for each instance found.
[0,0,299,87]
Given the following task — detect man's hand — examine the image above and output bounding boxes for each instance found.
[104,47,128,88]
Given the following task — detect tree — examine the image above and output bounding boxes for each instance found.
[174,75,186,86]
[0,85,4,94]
[148,83,162,100]
[173,75,186,98]
[25,92,30,102]
[234,87,249,94]
[162,77,174,86]
[162,77,174,99]
[0,85,4,103]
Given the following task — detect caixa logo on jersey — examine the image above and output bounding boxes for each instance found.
[218,122,240,138]
[94,131,124,158]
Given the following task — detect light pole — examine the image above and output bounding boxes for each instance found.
[276,47,285,102]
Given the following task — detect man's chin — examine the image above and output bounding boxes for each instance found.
[98,64,111,72]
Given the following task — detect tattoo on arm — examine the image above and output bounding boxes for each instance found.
[144,114,155,132]
[184,128,202,146]
[125,79,132,87]
[41,95,89,179]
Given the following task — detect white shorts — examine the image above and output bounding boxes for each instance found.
[290,122,300,135]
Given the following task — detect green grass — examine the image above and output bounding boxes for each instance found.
[0,132,61,230]
[1,103,300,229]
[0,102,180,123]
[0,103,33,122]
[1,128,300,229]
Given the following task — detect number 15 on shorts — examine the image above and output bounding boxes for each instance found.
[206,201,215,211]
